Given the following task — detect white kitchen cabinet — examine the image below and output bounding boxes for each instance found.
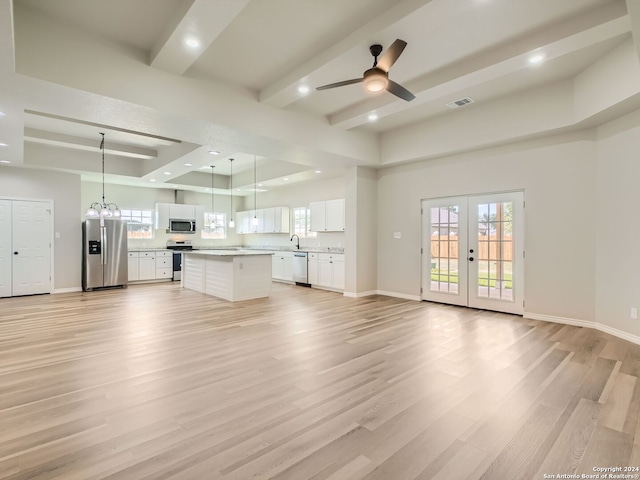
[271,251,293,282]
[310,199,345,232]
[325,199,345,231]
[317,253,344,290]
[262,207,290,233]
[235,211,249,234]
[156,203,204,229]
[169,203,194,220]
[138,252,156,280]
[129,250,173,282]
[127,252,139,281]
[155,251,173,279]
[235,207,290,234]
[155,203,170,230]
[307,252,319,285]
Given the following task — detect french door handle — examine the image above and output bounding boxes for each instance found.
[468,257,474,261]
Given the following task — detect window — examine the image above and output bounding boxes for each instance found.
[201,212,227,239]
[293,207,316,238]
[121,209,154,239]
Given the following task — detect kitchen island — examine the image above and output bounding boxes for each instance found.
[181,250,273,301]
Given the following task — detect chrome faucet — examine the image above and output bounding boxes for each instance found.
[290,234,300,249]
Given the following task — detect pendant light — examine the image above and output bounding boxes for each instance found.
[85,133,121,218]
[228,158,235,228]
[252,155,259,227]
[209,165,216,229]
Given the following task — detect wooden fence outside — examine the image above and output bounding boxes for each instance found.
[431,235,513,261]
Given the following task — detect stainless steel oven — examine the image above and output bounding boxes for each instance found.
[166,240,193,281]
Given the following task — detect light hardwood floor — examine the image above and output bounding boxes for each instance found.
[0,282,638,479]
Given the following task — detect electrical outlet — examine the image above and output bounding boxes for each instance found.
[631,307,637,320]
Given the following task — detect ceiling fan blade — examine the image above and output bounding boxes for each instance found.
[316,78,363,91]
[377,39,407,72]
[387,80,415,102]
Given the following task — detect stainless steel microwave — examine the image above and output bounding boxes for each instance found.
[168,219,196,234]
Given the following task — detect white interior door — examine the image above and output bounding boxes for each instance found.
[12,200,52,296]
[0,200,11,297]
[422,192,524,315]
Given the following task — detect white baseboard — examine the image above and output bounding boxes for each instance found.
[525,311,640,346]
[343,290,378,298]
[53,287,82,294]
[375,290,421,301]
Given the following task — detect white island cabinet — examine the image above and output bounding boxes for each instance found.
[182,250,273,301]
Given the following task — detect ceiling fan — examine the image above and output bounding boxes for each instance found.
[316,39,415,102]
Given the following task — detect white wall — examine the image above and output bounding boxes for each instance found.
[377,131,598,321]
[345,166,378,296]
[595,109,640,337]
[241,176,346,250]
[0,167,81,290]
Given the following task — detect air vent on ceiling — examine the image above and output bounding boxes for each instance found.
[446,97,474,109]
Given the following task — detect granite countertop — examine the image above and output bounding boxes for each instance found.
[184,249,274,256]
[129,246,345,254]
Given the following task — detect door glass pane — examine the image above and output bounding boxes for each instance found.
[430,206,459,294]
[476,201,514,302]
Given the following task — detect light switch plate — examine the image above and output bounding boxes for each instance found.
[394,232,401,239]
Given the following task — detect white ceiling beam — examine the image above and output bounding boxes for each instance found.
[330,5,631,130]
[150,0,250,76]
[258,0,438,108]
[24,128,158,159]
[626,0,640,65]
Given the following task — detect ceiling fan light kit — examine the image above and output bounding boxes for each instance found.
[316,39,415,102]
[363,68,388,93]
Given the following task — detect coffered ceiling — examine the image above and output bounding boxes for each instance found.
[0,0,639,195]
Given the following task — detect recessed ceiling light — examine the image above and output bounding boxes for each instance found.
[0,142,7,147]
[368,113,378,122]
[283,178,289,181]
[529,53,545,64]
[184,163,192,167]
[315,170,322,174]
[164,171,171,175]
[185,38,200,48]
[208,150,220,155]
[0,112,5,117]
[150,179,156,182]
[297,85,310,94]
[0,160,10,164]
[236,188,241,191]
[258,183,263,187]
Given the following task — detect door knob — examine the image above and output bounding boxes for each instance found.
[469,249,474,253]
[468,257,474,261]
[13,252,18,255]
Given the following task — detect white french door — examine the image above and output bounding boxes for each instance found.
[422,192,524,315]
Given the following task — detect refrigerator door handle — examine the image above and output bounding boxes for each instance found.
[101,225,107,265]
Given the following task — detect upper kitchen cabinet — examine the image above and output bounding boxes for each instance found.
[310,199,345,232]
[155,203,204,230]
[262,207,290,234]
[235,207,290,234]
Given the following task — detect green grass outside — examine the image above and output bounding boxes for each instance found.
[431,270,512,289]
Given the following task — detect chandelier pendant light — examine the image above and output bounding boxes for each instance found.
[85,132,121,220]
[228,158,235,228]
[252,155,258,227]
[210,165,216,229]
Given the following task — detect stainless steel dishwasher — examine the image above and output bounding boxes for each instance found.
[292,251,310,286]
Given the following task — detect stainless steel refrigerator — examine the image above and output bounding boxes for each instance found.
[82,218,128,291]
